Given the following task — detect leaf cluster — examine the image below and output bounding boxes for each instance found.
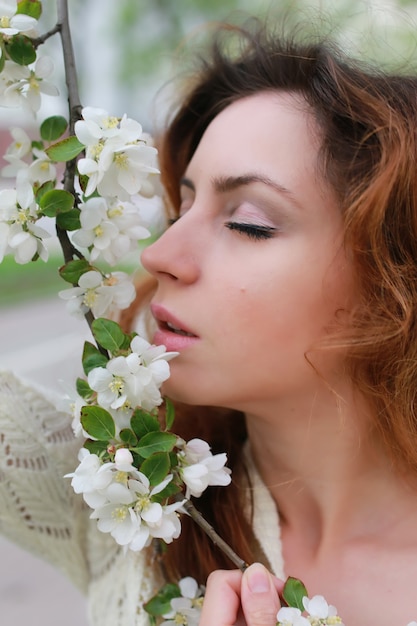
[76,317,181,491]
[144,582,181,619]
[0,1,42,70]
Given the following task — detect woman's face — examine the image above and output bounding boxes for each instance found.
[141,92,355,412]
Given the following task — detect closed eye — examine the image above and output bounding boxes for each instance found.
[225,222,276,240]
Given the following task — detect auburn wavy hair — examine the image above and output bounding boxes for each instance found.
[120,20,417,583]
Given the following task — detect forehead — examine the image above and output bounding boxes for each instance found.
[185,91,323,191]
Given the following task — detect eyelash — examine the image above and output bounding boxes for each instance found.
[168,217,276,241]
[225,222,276,240]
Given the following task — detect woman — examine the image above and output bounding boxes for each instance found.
[2,18,417,626]
[137,20,417,625]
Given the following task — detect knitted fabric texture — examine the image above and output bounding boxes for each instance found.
[0,370,159,626]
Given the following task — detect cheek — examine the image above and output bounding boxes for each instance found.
[232,257,354,350]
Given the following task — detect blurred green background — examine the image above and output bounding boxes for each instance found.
[2,0,417,307]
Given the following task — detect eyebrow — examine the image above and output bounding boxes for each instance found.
[180,174,302,209]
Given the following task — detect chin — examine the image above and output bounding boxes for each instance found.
[160,378,213,407]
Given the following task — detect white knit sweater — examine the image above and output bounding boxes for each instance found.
[0,370,284,626]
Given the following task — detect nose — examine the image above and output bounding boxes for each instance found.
[141,215,201,284]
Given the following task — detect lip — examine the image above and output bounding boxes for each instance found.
[150,303,199,351]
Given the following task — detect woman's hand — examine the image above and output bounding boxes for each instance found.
[199,562,284,626]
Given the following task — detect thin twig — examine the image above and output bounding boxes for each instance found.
[32,24,60,46]
[182,499,249,572]
[53,0,82,265]
[57,0,82,130]
[54,0,106,354]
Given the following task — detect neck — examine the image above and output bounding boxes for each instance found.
[245,380,413,554]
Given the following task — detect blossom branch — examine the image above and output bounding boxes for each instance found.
[31,23,60,47]
[181,499,248,572]
[57,0,82,128]
[55,0,105,355]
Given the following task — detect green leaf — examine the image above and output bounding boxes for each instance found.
[81,405,115,441]
[35,180,55,204]
[168,450,178,469]
[17,0,42,19]
[0,44,5,73]
[60,259,93,285]
[76,377,94,400]
[140,452,170,486]
[120,331,137,351]
[39,189,74,217]
[5,34,36,65]
[119,428,138,446]
[45,136,84,162]
[131,409,160,439]
[282,577,308,611]
[78,173,89,195]
[144,583,180,617]
[83,439,108,457]
[56,208,81,231]
[135,431,177,459]
[92,318,126,353]
[164,397,175,430]
[82,341,108,375]
[31,140,44,151]
[40,116,68,141]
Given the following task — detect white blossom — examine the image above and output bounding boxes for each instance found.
[75,106,159,199]
[277,596,344,626]
[0,57,58,113]
[178,438,231,498]
[71,195,150,265]
[28,147,57,184]
[88,468,182,550]
[87,335,178,412]
[0,184,49,264]
[4,146,57,187]
[0,0,38,36]
[59,270,136,319]
[66,448,114,495]
[303,595,339,621]
[4,127,31,159]
[277,606,310,626]
[161,578,204,626]
[96,142,159,200]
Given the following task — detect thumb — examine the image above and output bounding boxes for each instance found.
[240,563,281,626]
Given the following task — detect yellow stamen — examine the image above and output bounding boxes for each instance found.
[109,376,124,395]
[114,152,128,169]
[83,289,97,308]
[114,470,128,485]
[29,74,40,92]
[108,205,123,218]
[90,141,104,160]
[112,506,127,521]
[135,495,151,513]
[104,275,118,287]
[104,116,120,129]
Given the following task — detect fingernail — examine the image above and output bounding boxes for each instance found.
[246,563,270,594]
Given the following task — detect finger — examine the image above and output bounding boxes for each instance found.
[199,569,243,626]
[240,562,281,626]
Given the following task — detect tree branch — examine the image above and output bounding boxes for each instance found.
[54,0,106,353]
[32,24,60,46]
[57,0,82,130]
[182,499,249,572]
